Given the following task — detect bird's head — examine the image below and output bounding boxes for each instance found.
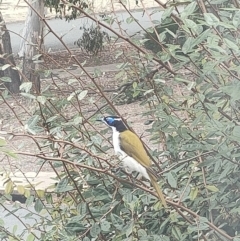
[97,116,127,132]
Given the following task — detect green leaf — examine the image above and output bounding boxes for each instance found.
[66,221,86,233]
[181,2,197,19]
[55,178,68,192]
[126,17,134,24]
[0,139,6,147]
[73,116,82,125]
[32,54,42,61]
[111,213,124,229]
[138,229,147,237]
[183,19,199,34]
[67,92,76,101]
[46,116,58,123]
[233,11,240,27]
[90,223,101,237]
[182,37,194,54]
[68,215,85,223]
[68,78,78,85]
[100,220,111,232]
[24,189,31,198]
[232,126,240,142]
[20,82,32,93]
[152,20,161,25]
[82,237,90,241]
[93,68,102,77]
[206,185,219,192]
[36,96,47,105]
[192,29,211,46]
[36,189,45,198]
[34,199,43,213]
[122,221,134,237]
[219,163,232,180]
[175,77,191,84]
[1,149,17,158]
[218,22,236,30]
[0,218,5,226]
[12,224,17,234]
[77,202,87,215]
[20,92,36,100]
[189,187,198,200]
[167,171,177,188]
[1,64,11,71]
[220,84,240,101]
[224,38,239,51]
[204,13,220,26]
[5,181,13,194]
[161,7,174,20]
[55,178,73,192]
[132,82,137,89]
[26,233,35,241]
[17,185,25,195]
[25,115,43,135]
[133,90,140,97]
[143,89,154,96]
[188,217,209,233]
[78,90,88,100]
[25,195,35,207]
[172,226,182,240]
[0,77,11,82]
[92,187,111,202]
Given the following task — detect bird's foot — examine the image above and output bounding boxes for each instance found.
[111,167,122,174]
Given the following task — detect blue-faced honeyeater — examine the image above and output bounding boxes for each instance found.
[97,116,167,208]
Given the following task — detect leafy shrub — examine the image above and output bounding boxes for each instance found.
[74,25,110,56]
[1,0,240,240]
[144,17,181,53]
[45,0,88,20]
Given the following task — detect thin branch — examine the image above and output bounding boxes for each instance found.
[159,151,214,175]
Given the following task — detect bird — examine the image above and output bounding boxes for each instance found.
[97,115,167,208]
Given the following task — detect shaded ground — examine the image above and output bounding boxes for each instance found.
[43,43,127,69]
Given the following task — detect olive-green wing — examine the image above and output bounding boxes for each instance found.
[120,131,167,207]
[119,130,152,168]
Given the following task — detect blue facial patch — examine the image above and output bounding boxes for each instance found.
[106,117,114,124]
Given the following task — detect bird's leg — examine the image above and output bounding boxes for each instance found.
[111,166,122,174]
[130,172,146,186]
[130,174,136,186]
[134,172,142,180]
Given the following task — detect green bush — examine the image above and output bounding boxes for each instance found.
[1,0,240,240]
[144,17,180,53]
[74,25,110,56]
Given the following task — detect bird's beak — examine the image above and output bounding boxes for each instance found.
[96,118,103,122]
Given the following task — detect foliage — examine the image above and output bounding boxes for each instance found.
[0,138,16,158]
[74,25,110,56]
[144,17,181,53]
[0,0,240,240]
[45,0,88,21]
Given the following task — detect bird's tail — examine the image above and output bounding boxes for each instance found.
[149,174,167,208]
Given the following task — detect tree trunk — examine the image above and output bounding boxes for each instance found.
[19,0,44,94]
[0,12,21,94]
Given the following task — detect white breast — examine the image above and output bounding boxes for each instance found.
[112,127,124,155]
[111,127,150,180]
